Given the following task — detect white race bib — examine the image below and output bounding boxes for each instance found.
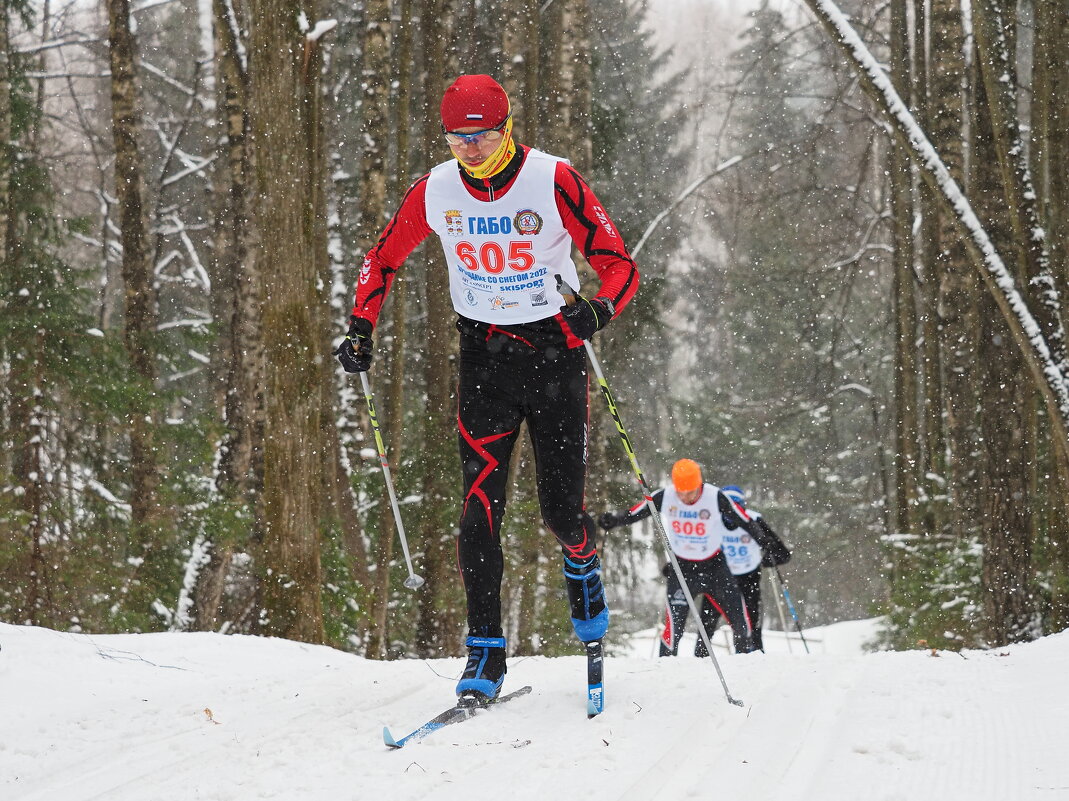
[424,149,582,324]
[721,508,763,575]
[661,484,729,561]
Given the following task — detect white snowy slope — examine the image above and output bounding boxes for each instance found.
[1,619,1066,801]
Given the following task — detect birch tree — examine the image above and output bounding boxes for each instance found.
[191,0,262,632]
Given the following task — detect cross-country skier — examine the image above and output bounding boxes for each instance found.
[694,484,791,654]
[335,74,639,703]
[598,459,759,655]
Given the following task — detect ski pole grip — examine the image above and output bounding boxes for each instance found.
[556,275,577,306]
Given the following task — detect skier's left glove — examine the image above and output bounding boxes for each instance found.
[560,294,614,341]
[333,317,374,373]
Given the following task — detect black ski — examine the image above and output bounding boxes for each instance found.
[383,685,533,749]
[586,639,604,717]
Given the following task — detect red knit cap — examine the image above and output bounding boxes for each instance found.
[441,75,510,131]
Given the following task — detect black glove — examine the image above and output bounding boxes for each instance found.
[560,294,614,340]
[753,517,792,566]
[718,491,745,530]
[333,317,374,373]
[661,561,672,578]
[598,511,621,530]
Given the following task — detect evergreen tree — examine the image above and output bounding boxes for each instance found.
[676,5,892,624]
[0,4,134,628]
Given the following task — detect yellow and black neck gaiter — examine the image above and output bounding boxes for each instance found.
[456,116,517,181]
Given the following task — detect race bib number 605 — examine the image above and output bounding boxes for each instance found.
[455,241,535,274]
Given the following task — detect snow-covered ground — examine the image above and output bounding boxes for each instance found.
[2,618,1066,801]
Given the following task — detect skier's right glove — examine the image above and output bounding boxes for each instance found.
[718,490,745,530]
[333,317,374,373]
[598,511,621,530]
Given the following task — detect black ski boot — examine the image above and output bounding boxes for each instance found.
[456,635,507,705]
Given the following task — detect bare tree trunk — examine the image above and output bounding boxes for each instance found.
[192,0,262,632]
[107,0,168,609]
[413,0,463,658]
[977,308,1035,644]
[540,0,591,166]
[493,3,550,655]
[1032,0,1069,630]
[500,0,538,143]
[1048,6,1069,320]
[559,0,592,173]
[971,36,1037,645]
[8,274,48,623]
[539,0,563,155]
[973,0,1067,375]
[0,6,9,265]
[359,0,395,660]
[925,0,978,540]
[889,0,918,536]
[248,3,332,643]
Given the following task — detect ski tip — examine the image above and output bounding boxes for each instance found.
[383,726,402,749]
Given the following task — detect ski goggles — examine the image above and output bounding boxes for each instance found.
[443,115,511,147]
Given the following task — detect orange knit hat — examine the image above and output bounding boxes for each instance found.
[671,459,703,493]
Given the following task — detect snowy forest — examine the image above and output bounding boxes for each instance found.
[1,0,1067,660]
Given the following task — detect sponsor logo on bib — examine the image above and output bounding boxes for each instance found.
[514,209,543,235]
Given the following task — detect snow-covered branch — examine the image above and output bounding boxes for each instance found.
[632,155,742,258]
[802,0,1069,457]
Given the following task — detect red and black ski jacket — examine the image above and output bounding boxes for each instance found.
[351,145,639,350]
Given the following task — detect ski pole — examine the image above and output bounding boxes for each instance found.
[559,279,743,707]
[359,371,424,590]
[769,569,793,654]
[774,566,808,653]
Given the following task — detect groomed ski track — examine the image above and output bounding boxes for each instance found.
[3,622,1067,801]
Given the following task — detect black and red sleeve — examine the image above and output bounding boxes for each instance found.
[616,488,664,527]
[553,162,640,316]
[351,175,434,328]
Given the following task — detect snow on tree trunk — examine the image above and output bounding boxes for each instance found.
[972,0,1067,377]
[802,0,1069,464]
